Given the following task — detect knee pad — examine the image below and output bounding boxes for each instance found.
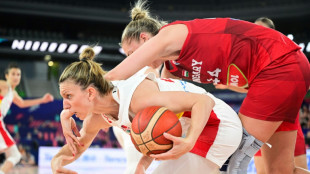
[227,128,264,174]
[5,145,22,166]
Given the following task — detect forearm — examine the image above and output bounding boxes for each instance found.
[105,31,173,81]
[136,155,154,173]
[186,96,215,143]
[51,145,87,166]
[140,155,154,169]
[17,98,45,108]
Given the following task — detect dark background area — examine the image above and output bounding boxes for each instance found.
[0,0,309,63]
[0,0,309,97]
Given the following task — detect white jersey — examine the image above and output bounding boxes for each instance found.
[104,73,242,168]
[110,67,154,174]
[102,68,151,134]
[102,74,146,134]
[0,84,14,118]
[0,84,16,150]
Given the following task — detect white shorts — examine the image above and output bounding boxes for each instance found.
[180,98,242,167]
[153,152,220,174]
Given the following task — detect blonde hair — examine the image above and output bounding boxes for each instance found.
[255,17,275,29]
[121,0,167,45]
[59,47,113,96]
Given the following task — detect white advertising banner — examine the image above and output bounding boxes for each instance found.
[38,146,310,174]
[38,146,159,174]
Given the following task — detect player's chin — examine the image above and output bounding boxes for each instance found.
[79,116,86,120]
[75,114,86,120]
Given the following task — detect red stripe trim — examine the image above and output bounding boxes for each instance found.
[0,95,3,118]
[164,60,178,72]
[0,120,15,147]
[190,110,220,157]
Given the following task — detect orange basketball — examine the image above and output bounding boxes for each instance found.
[130,106,182,155]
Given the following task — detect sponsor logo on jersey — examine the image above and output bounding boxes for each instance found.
[227,64,248,88]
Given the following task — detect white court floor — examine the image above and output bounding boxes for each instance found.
[8,166,118,174]
[7,166,259,174]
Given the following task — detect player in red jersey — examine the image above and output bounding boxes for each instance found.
[216,17,309,173]
[251,17,308,173]
[103,0,310,173]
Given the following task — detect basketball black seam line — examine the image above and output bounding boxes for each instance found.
[145,115,180,145]
[146,119,180,153]
[137,106,159,150]
[131,111,142,147]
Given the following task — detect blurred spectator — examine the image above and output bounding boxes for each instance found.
[18,145,35,166]
[301,103,310,147]
[54,132,65,146]
[300,104,310,129]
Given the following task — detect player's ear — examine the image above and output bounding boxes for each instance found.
[87,86,97,101]
[140,32,150,42]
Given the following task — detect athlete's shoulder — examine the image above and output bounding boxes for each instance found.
[0,80,9,96]
[0,80,8,89]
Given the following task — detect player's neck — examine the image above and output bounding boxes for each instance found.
[93,92,119,117]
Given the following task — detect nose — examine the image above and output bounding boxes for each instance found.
[63,100,70,109]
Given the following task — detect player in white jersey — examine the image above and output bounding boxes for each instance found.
[0,63,54,174]
[52,47,242,174]
[112,66,159,174]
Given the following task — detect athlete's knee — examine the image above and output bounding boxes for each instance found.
[6,146,22,166]
[227,128,264,174]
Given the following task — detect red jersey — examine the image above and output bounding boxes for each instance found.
[164,18,300,87]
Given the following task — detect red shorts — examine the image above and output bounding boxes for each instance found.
[240,50,310,123]
[255,113,306,156]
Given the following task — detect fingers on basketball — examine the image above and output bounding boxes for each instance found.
[130,106,182,156]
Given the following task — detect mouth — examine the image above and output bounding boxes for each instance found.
[74,112,84,120]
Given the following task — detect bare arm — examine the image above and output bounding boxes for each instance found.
[135,155,154,174]
[105,24,188,81]
[0,80,8,96]
[51,113,110,174]
[13,91,54,108]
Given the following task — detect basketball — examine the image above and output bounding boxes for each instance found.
[130,106,182,156]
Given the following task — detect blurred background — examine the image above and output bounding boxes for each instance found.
[0,0,309,173]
